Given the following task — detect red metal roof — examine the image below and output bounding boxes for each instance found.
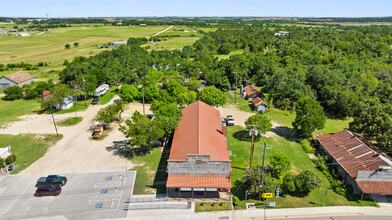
[252,97,267,106]
[317,130,389,178]
[244,85,261,97]
[3,71,34,84]
[166,176,231,188]
[168,101,230,161]
[42,91,50,96]
[357,181,392,194]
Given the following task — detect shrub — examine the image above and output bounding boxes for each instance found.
[0,158,5,169]
[282,173,296,194]
[295,170,321,195]
[4,86,23,100]
[300,139,315,153]
[5,154,17,165]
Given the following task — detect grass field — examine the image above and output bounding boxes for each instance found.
[0,99,41,127]
[227,126,377,209]
[144,37,200,51]
[216,50,244,59]
[0,133,63,174]
[195,202,232,212]
[57,116,83,126]
[0,25,169,65]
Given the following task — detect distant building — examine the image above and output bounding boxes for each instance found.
[116,22,122,26]
[274,31,290,36]
[139,24,147,27]
[0,29,7,34]
[112,41,127,47]
[252,97,268,114]
[54,96,75,111]
[316,130,392,199]
[166,101,231,201]
[0,71,35,90]
[242,85,262,99]
[16,33,29,37]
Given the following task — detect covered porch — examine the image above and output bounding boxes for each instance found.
[166,176,232,202]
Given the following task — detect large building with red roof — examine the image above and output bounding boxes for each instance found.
[166,101,231,200]
[0,71,35,90]
[316,129,392,198]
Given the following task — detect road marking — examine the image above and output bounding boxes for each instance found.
[106,176,112,181]
[95,182,121,188]
[111,201,115,208]
[101,189,108,194]
[89,194,121,202]
[95,203,103,208]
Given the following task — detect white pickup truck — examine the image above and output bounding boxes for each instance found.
[226,115,235,126]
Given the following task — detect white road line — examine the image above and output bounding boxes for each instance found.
[94,182,122,188]
[111,201,115,208]
[88,195,121,202]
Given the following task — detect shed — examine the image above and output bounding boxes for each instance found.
[16,33,30,37]
[139,24,147,27]
[54,96,74,111]
[243,85,262,99]
[0,71,35,90]
[112,41,127,47]
[252,97,268,114]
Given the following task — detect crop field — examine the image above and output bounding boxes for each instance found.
[0,24,169,65]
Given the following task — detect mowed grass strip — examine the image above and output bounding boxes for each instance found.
[0,99,41,127]
[0,133,63,174]
[57,116,83,126]
[99,86,118,105]
[0,25,169,65]
[144,37,200,51]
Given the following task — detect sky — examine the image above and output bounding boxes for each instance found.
[1,0,391,18]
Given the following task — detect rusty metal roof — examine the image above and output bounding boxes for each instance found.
[3,71,34,84]
[356,181,392,194]
[168,101,230,161]
[252,97,267,107]
[166,176,231,188]
[317,129,389,178]
[244,85,261,97]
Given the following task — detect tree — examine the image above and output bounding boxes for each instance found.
[244,113,272,134]
[153,103,183,138]
[96,105,116,128]
[268,153,291,178]
[74,42,79,47]
[4,86,23,100]
[197,86,227,107]
[242,169,278,198]
[294,170,321,195]
[292,98,326,137]
[119,111,165,149]
[65,44,71,49]
[24,87,38,99]
[119,84,139,102]
[144,84,160,101]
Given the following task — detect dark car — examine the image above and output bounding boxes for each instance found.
[91,97,99,105]
[37,175,67,186]
[35,185,62,197]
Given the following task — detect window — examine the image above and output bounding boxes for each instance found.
[196,160,201,164]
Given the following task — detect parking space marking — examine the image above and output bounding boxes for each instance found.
[89,194,121,202]
[106,176,112,181]
[101,189,108,194]
[94,182,121,188]
[95,203,103,208]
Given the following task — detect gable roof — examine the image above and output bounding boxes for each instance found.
[317,129,390,178]
[252,97,268,107]
[3,71,34,84]
[168,101,230,161]
[244,85,261,97]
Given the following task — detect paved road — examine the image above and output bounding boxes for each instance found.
[282,217,392,220]
[0,172,135,220]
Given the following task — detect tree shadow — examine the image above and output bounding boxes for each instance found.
[232,130,262,142]
[270,126,299,142]
[105,140,149,159]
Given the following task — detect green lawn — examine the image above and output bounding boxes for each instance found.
[99,86,118,105]
[195,202,232,212]
[0,99,41,127]
[227,125,378,209]
[144,37,200,51]
[215,50,244,59]
[0,25,169,65]
[57,116,83,126]
[0,134,63,174]
[131,147,169,194]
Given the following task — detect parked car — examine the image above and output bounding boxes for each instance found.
[35,185,62,197]
[37,175,67,186]
[93,126,104,139]
[91,97,99,105]
[226,115,235,126]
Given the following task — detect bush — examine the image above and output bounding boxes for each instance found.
[5,154,16,165]
[0,158,5,169]
[282,173,296,194]
[24,87,38,99]
[294,170,321,195]
[4,86,24,100]
[300,139,315,154]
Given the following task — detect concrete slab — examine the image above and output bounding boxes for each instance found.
[0,172,135,220]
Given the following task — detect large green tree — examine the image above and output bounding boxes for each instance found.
[244,113,272,134]
[119,84,140,102]
[292,98,326,137]
[197,86,227,107]
[4,86,23,100]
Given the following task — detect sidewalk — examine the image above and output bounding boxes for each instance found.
[118,202,392,220]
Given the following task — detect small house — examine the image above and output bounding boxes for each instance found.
[274,31,290,36]
[252,97,268,114]
[16,33,30,37]
[242,85,262,99]
[139,24,147,27]
[54,96,74,111]
[116,22,122,26]
[0,71,35,90]
[0,29,7,34]
[112,41,127,47]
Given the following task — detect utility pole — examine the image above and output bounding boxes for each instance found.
[247,125,259,170]
[259,139,271,199]
[82,76,87,106]
[50,106,59,137]
[142,83,145,116]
